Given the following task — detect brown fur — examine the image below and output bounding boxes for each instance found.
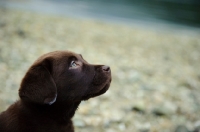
[0,51,111,132]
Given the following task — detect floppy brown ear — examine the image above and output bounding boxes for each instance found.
[19,59,57,105]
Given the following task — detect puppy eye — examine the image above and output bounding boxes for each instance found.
[70,61,77,68]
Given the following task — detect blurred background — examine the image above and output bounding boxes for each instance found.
[0,0,200,132]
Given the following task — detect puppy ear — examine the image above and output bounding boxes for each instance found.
[19,58,57,105]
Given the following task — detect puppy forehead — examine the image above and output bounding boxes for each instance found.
[47,51,78,58]
[33,51,84,68]
[40,51,80,60]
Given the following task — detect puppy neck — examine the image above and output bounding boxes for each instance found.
[20,100,81,122]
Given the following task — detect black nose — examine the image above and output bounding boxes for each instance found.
[102,65,110,72]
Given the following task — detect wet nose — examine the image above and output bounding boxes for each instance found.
[102,65,110,72]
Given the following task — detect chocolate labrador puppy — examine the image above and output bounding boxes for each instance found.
[0,51,111,132]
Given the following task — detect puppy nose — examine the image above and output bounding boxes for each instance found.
[102,65,110,72]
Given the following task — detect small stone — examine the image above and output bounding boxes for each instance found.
[132,106,146,114]
[139,129,149,132]
[118,123,126,131]
[152,108,167,117]
[152,103,176,117]
[175,125,189,132]
[74,120,85,128]
[193,127,200,132]
[16,29,26,37]
[194,120,200,132]
[194,120,200,128]
[0,22,6,27]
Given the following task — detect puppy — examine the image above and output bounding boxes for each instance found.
[0,51,111,132]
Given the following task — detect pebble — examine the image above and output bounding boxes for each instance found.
[175,125,189,132]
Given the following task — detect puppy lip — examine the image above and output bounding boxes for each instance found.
[96,83,110,94]
[82,82,110,100]
[92,72,111,86]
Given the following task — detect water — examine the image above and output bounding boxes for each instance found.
[0,0,200,33]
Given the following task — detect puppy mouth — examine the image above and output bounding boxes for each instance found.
[82,66,111,100]
[82,81,111,100]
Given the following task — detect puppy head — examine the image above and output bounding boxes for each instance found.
[19,51,111,105]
